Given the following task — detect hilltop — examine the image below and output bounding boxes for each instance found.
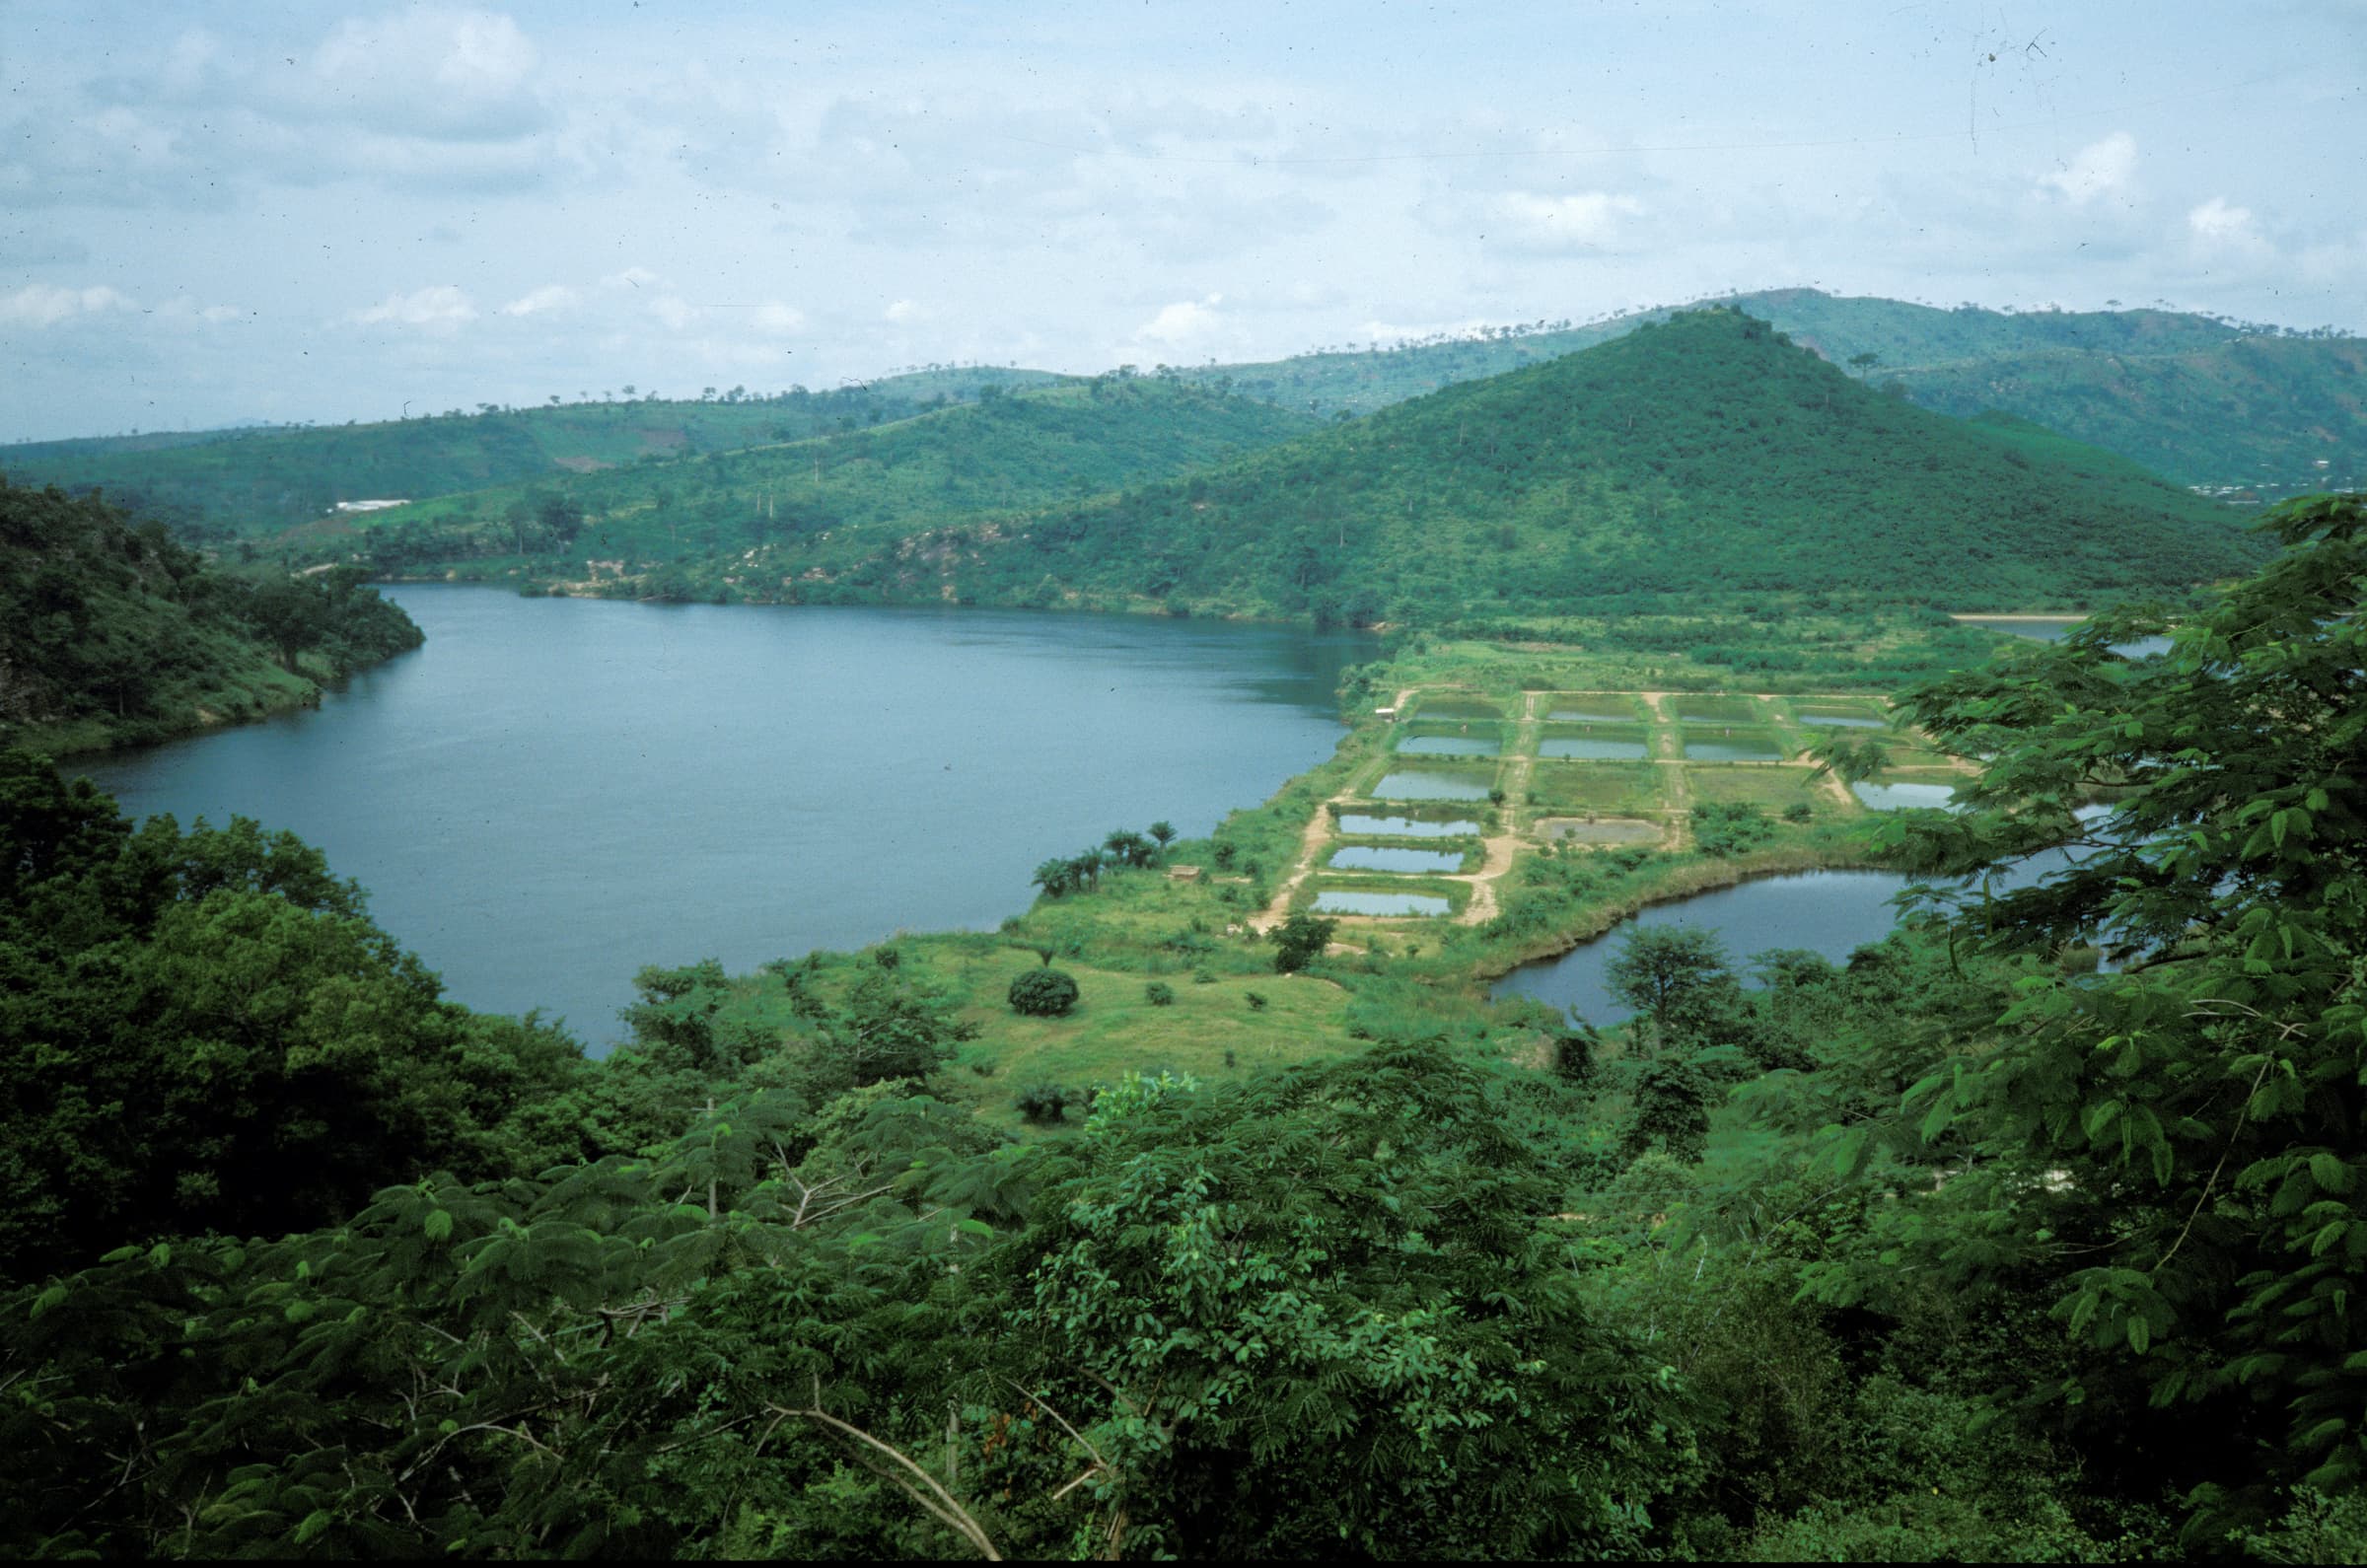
[0,479,421,753]
[852,309,2264,623]
[1177,289,2361,494]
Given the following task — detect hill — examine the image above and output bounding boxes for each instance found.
[303,375,1321,596]
[1176,290,2362,494]
[0,368,1069,537]
[0,479,421,753]
[859,309,2265,624]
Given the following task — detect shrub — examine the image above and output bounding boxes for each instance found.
[1015,1083,1069,1123]
[1271,911,1338,974]
[1782,801,1814,823]
[1144,981,1176,1006]
[1245,991,1269,1012]
[1008,967,1081,1018]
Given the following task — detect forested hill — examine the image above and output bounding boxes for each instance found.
[0,480,421,753]
[1174,289,2362,493]
[0,368,1068,536]
[317,376,1320,591]
[887,309,2265,624]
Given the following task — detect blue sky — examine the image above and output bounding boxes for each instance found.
[2,0,2360,440]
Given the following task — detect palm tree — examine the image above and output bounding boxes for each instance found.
[1068,850,1105,893]
[1031,859,1073,899]
[1148,820,1177,859]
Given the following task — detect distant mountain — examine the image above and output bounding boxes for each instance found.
[0,368,1070,536]
[304,375,1319,592]
[871,309,2266,623]
[1176,289,2363,494]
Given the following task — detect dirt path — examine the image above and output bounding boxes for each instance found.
[1251,788,1358,933]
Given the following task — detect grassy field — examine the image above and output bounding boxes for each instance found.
[1670,694,1764,723]
[1527,760,1668,814]
[1686,766,1835,813]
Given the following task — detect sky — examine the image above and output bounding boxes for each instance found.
[2,0,2361,442]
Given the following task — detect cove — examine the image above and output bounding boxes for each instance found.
[79,586,1376,1048]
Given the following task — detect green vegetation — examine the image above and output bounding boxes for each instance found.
[5,343,2361,1560]
[0,479,421,752]
[304,376,1317,601]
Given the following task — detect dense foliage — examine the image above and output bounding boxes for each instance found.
[0,479,421,751]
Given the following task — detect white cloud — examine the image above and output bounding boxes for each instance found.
[2040,132,2137,207]
[748,302,805,333]
[501,283,579,316]
[1492,191,1643,251]
[351,284,477,330]
[1137,293,1224,347]
[0,284,135,328]
[2188,196,2259,244]
[293,8,544,143]
[651,294,697,330]
[885,299,921,323]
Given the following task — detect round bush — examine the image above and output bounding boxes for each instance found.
[1144,981,1176,1007]
[1008,967,1081,1018]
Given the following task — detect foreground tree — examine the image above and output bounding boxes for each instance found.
[1809,493,2367,1523]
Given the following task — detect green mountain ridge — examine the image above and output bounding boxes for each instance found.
[0,368,1071,536]
[4,291,2355,538]
[1179,288,2361,492]
[857,309,2265,622]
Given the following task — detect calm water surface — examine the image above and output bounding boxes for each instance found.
[80,587,1376,1046]
[1316,891,1451,917]
[1336,815,1479,838]
[1328,846,1465,874]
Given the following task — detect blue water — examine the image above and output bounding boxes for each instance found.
[1540,738,1650,759]
[1852,781,1963,811]
[78,587,1376,1046]
[1397,736,1502,756]
[1337,814,1479,837]
[1799,713,1888,729]
[1371,768,1495,801]
[1316,891,1452,917]
[1494,871,1909,1024]
[1684,740,1788,761]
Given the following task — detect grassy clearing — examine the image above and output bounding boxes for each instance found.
[1686,766,1837,813]
[939,949,1359,1132]
[1527,760,1666,815]
[1788,699,1890,726]
[1670,694,1763,723]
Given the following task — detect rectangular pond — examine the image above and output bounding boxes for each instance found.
[1370,768,1495,801]
[1797,711,1888,729]
[1851,780,1964,811]
[1410,695,1504,720]
[1327,845,1466,874]
[1314,890,1453,917]
[1547,701,1638,723]
[1336,814,1479,837]
[1682,736,1788,761]
[1396,735,1503,756]
[1539,737,1649,759]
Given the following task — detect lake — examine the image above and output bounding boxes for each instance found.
[78,587,1377,1047]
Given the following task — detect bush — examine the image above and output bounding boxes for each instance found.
[1271,911,1338,973]
[1144,981,1176,1007]
[1015,1084,1069,1123]
[1782,801,1814,822]
[1245,991,1269,1012]
[1008,967,1081,1018]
